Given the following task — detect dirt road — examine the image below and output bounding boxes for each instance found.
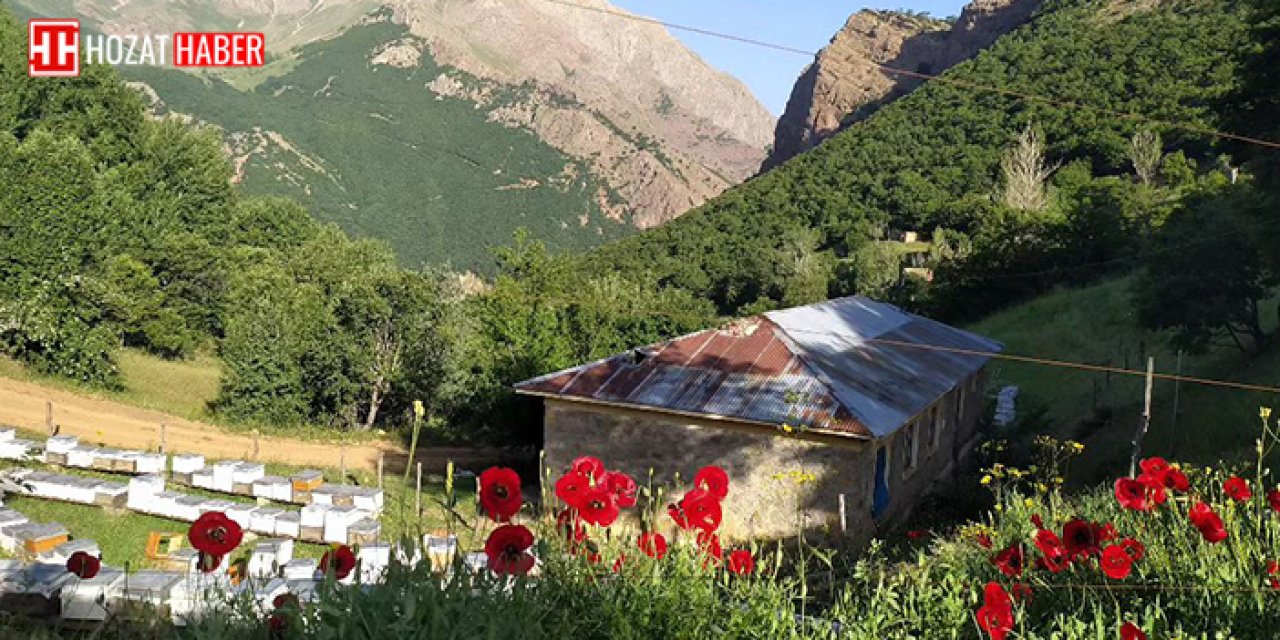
[0,376,394,471]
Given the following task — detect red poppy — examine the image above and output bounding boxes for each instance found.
[1120,621,1147,640]
[555,473,589,510]
[1135,473,1168,505]
[1161,468,1190,493]
[578,485,621,527]
[1139,457,1169,476]
[1268,489,1280,513]
[1034,529,1070,573]
[1271,577,1280,591]
[188,511,244,557]
[272,593,300,609]
[611,554,626,573]
[1062,518,1102,558]
[637,531,668,559]
[1114,477,1157,511]
[1224,476,1252,502]
[1030,513,1044,529]
[478,467,522,522]
[975,582,1014,640]
[726,549,754,575]
[1189,502,1228,543]
[485,524,536,576]
[197,551,222,574]
[1100,544,1134,579]
[906,529,931,541]
[696,529,723,563]
[1120,537,1145,562]
[693,465,730,500]
[1010,583,1032,603]
[991,544,1025,577]
[603,471,638,509]
[66,551,100,580]
[976,533,993,549]
[319,545,357,580]
[667,488,723,533]
[571,456,605,481]
[1098,522,1118,543]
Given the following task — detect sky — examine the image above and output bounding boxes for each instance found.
[610,1,969,115]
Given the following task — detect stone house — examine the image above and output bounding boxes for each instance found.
[515,296,1000,543]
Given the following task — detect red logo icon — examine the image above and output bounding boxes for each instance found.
[28,19,80,77]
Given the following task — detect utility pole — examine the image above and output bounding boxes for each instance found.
[1130,357,1155,476]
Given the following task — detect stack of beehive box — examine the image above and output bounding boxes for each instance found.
[7,470,129,509]
[45,436,167,475]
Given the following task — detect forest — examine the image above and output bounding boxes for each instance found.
[0,0,1277,445]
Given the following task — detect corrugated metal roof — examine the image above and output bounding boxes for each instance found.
[515,296,1002,439]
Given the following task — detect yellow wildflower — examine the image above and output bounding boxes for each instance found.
[781,423,795,434]
[1023,498,1036,508]
[1036,483,1049,494]
[1070,441,1085,452]
[980,475,993,485]
[1262,407,1273,420]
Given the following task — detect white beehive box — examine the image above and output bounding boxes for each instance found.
[121,571,183,610]
[309,485,335,506]
[198,499,236,516]
[12,562,77,598]
[357,543,391,584]
[61,567,125,622]
[0,427,13,442]
[249,507,284,534]
[191,469,216,490]
[150,491,185,519]
[347,518,380,546]
[172,454,205,475]
[0,524,31,554]
[168,573,235,626]
[211,461,239,493]
[0,438,35,461]
[299,504,328,529]
[135,453,167,475]
[65,446,97,468]
[225,504,257,530]
[281,558,318,581]
[322,506,361,544]
[352,487,384,512]
[232,463,265,485]
[93,482,128,507]
[45,435,79,455]
[273,511,301,538]
[252,476,291,501]
[247,539,293,578]
[67,477,104,504]
[127,475,165,510]
[173,495,206,521]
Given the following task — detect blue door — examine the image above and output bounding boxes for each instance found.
[872,447,890,518]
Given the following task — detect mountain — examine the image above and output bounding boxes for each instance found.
[585,0,1247,316]
[10,0,774,270]
[764,0,1043,170]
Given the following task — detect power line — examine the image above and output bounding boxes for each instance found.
[538,0,1280,152]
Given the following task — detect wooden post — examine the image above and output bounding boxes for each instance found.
[377,452,385,490]
[838,494,847,536]
[159,423,167,454]
[1170,349,1184,458]
[45,400,53,435]
[414,462,422,517]
[339,445,346,484]
[1130,357,1156,476]
[252,430,260,461]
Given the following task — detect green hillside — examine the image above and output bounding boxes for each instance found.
[123,20,627,272]
[585,0,1248,317]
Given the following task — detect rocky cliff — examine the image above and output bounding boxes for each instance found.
[763,0,1043,171]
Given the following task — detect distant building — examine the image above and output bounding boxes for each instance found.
[515,296,1000,542]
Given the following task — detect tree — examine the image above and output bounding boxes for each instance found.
[1127,129,1162,186]
[1133,185,1275,354]
[1001,125,1059,212]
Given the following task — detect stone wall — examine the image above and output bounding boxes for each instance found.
[540,365,988,543]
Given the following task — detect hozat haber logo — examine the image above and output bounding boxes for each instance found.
[28,18,264,77]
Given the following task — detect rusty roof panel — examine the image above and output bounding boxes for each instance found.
[515,296,1000,439]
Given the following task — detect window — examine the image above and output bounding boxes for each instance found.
[902,420,919,474]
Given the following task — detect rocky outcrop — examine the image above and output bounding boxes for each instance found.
[763,0,1044,171]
